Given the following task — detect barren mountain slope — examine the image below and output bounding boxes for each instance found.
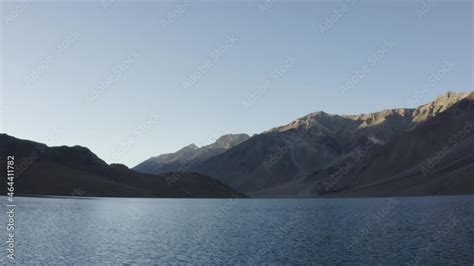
[195,92,473,196]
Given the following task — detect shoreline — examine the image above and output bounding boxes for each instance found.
[3,193,474,200]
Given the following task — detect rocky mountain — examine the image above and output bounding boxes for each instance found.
[134,133,249,174]
[0,134,245,198]
[310,92,474,197]
[11,91,470,198]
[192,91,473,197]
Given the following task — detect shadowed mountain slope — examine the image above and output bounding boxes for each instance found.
[0,134,244,198]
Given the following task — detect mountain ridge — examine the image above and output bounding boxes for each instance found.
[4,91,472,198]
[133,133,250,174]
[0,134,245,198]
[190,91,473,196]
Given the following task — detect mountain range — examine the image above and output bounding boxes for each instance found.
[0,134,244,198]
[134,91,474,197]
[2,91,472,198]
[134,134,249,174]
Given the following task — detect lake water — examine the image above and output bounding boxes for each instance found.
[1,195,473,264]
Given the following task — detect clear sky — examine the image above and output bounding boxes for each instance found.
[1,0,472,167]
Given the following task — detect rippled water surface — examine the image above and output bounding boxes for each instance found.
[1,195,474,264]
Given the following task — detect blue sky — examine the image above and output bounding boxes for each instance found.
[1,0,472,167]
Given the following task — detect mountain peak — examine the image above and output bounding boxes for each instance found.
[214,134,250,149]
[134,133,249,174]
[436,91,468,101]
[266,111,334,133]
[180,143,199,151]
[467,92,474,100]
[412,91,470,123]
[431,91,470,108]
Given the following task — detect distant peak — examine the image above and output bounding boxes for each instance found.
[186,143,199,149]
[266,111,335,133]
[435,91,469,102]
[411,91,470,123]
[178,143,199,152]
[312,111,328,116]
[213,133,250,149]
[216,133,249,142]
